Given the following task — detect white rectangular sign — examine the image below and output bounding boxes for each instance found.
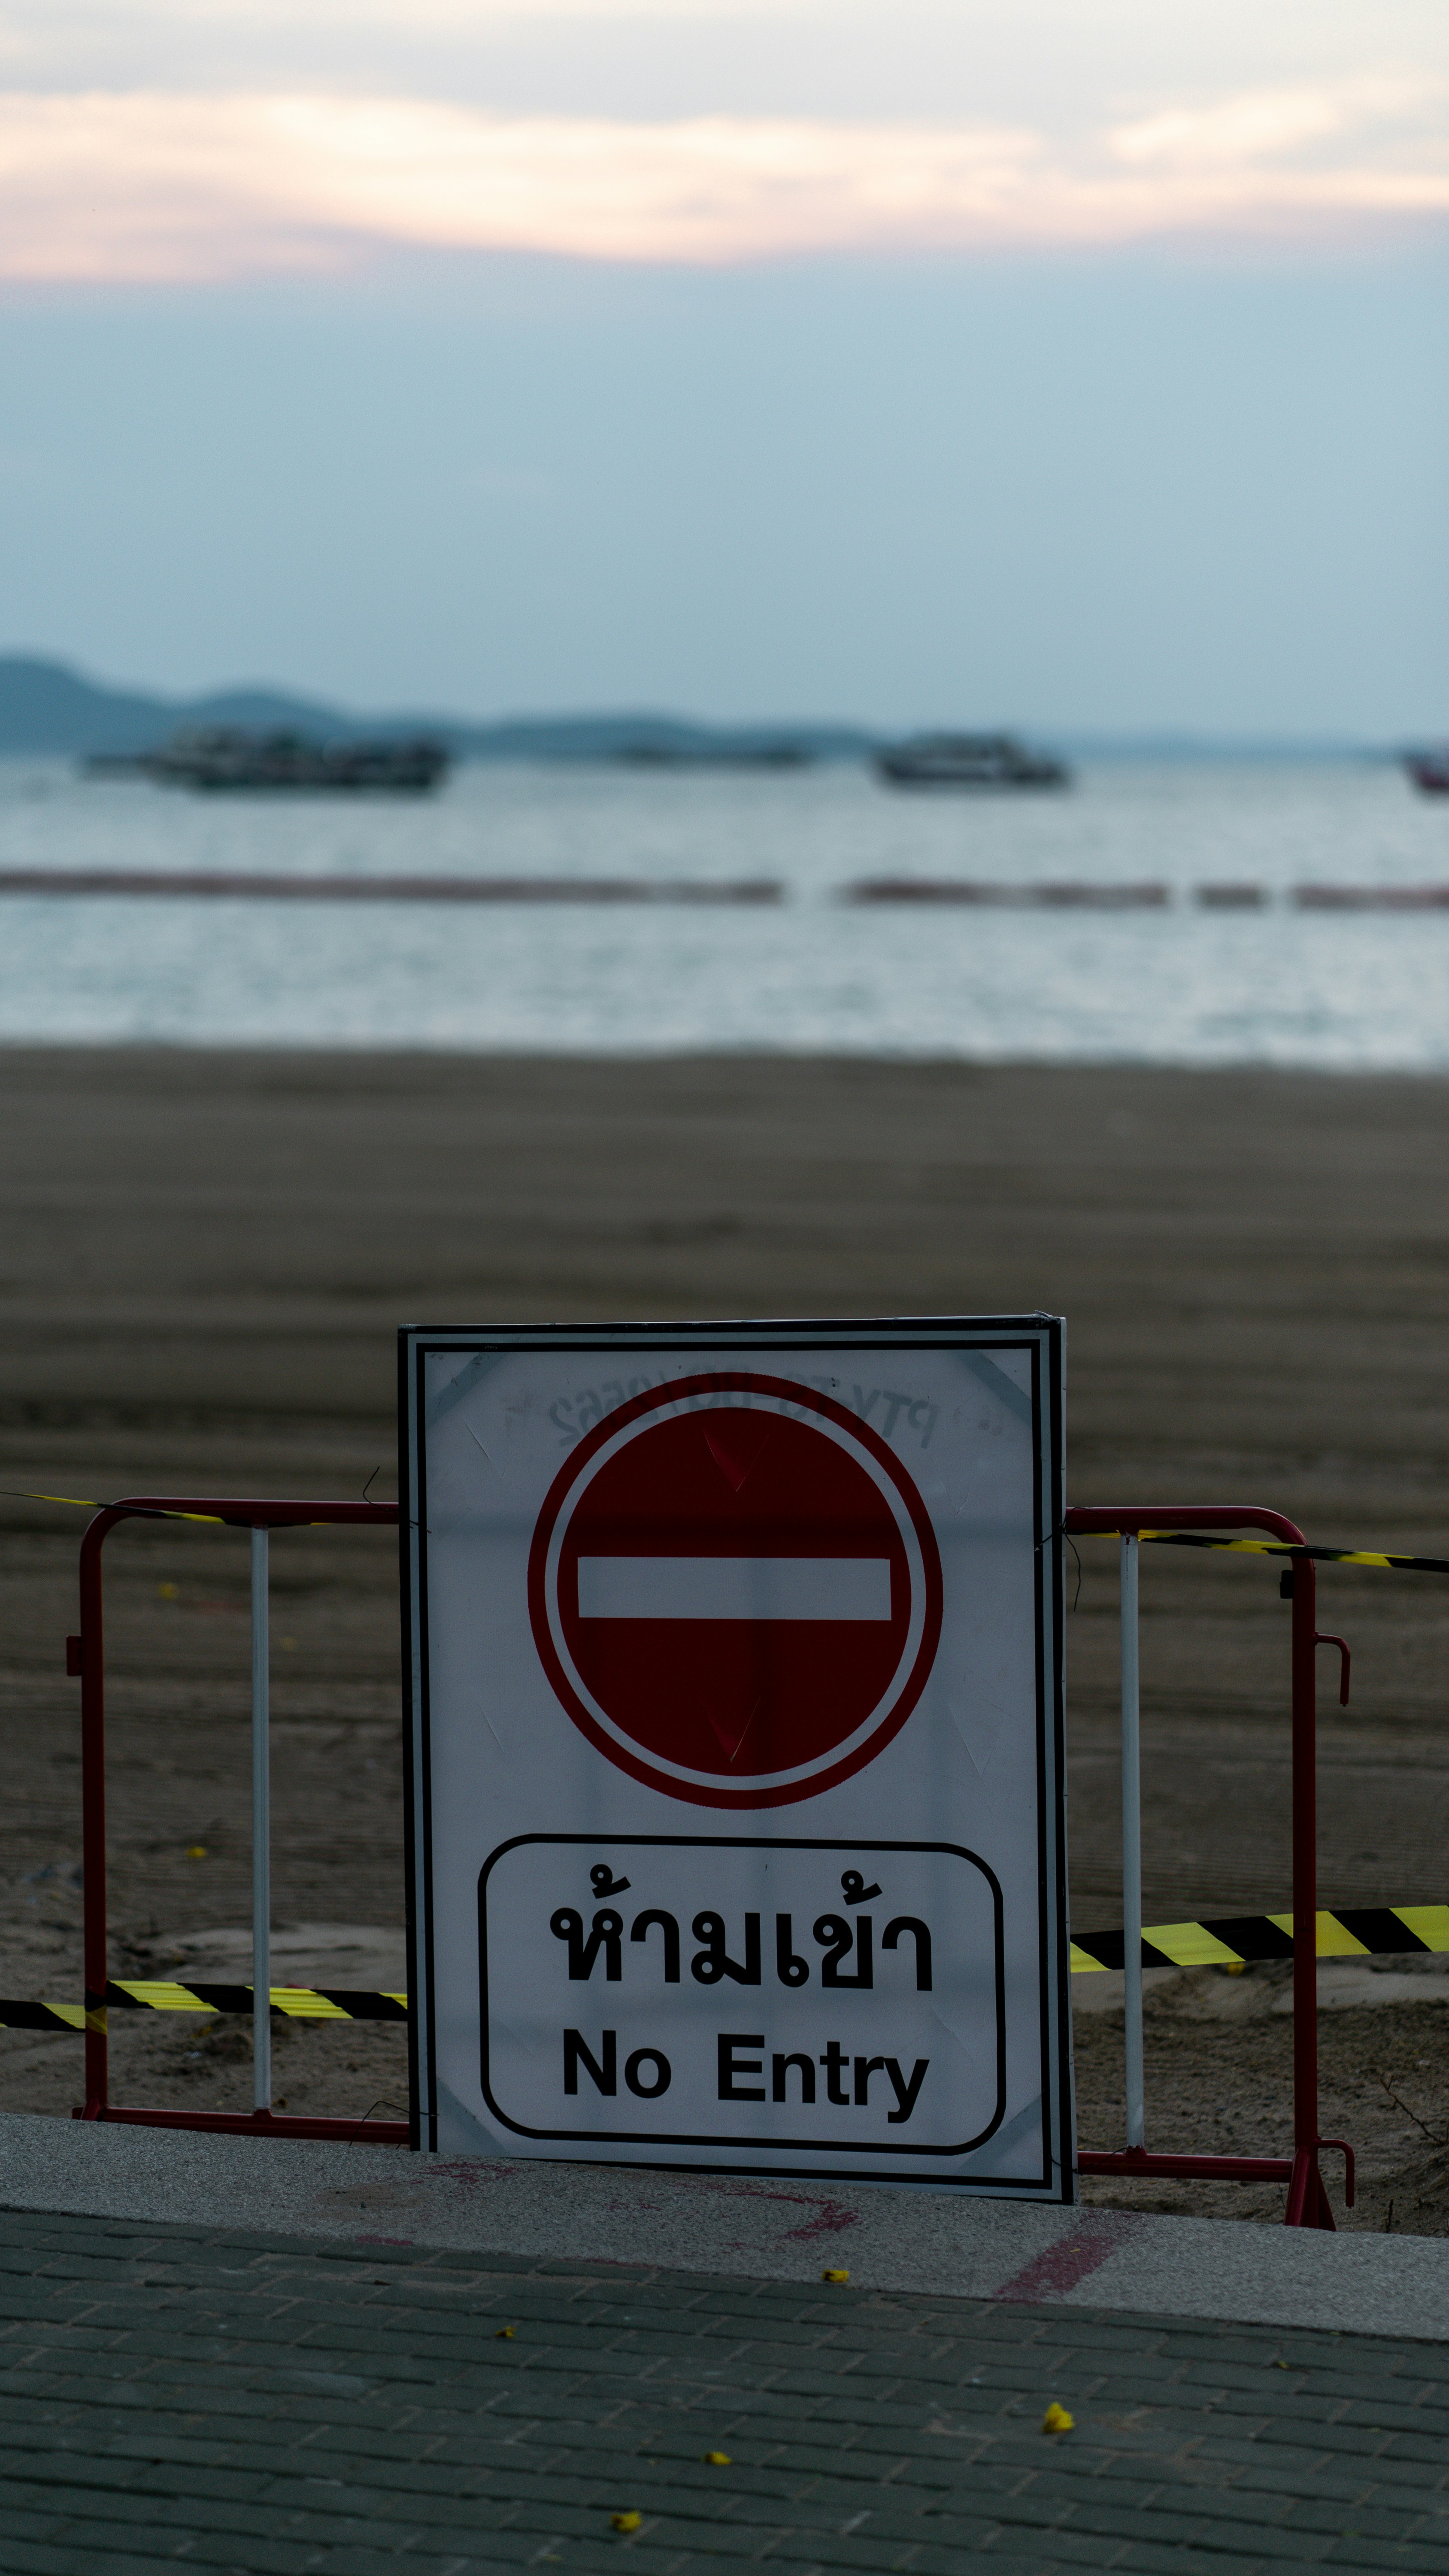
[400,1319,1073,2197]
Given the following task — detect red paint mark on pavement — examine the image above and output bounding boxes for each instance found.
[417,2159,517,2196]
[991,2219,1139,2305]
[780,2198,861,2244]
[692,2179,862,2242]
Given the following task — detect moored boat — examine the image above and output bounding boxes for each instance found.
[875,731,1070,790]
[86,726,451,793]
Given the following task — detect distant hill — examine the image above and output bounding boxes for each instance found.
[0,656,392,754]
[0,654,1376,765]
[0,656,876,764]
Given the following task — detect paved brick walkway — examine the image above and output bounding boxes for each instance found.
[0,2209,1446,2573]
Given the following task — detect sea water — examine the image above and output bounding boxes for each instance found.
[0,755,1445,1066]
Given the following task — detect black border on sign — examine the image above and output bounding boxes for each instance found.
[398,1316,1070,2196]
[476,1833,1006,2154]
[398,1332,436,2151]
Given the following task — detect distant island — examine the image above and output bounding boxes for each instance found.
[0,656,869,767]
[0,655,1382,766]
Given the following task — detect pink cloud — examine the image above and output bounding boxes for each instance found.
[0,85,1445,283]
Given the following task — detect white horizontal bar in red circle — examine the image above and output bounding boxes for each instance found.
[574,1556,893,1622]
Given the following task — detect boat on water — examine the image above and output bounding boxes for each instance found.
[875,731,1070,790]
[1405,750,1449,796]
[86,727,451,794]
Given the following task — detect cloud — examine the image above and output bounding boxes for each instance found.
[1109,76,1433,166]
[0,81,1445,283]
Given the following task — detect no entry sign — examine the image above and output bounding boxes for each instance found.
[527,1374,942,1806]
[402,1319,1071,2197]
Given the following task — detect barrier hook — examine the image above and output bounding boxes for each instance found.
[1315,1632,1351,1706]
[1319,2136,1356,2207]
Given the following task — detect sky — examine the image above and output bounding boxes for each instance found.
[0,0,1446,732]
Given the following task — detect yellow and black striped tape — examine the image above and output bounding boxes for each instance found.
[1071,1907,1449,1973]
[3,1489,228,1523]
[6,1923,1446,2019]
[1139,1531,1449,1575]
[0,1983,408,2033]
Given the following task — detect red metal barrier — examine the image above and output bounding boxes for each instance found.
[64,1490,1352,2213]
[1065,1505,1349,2228]
[70,1497,407,2145]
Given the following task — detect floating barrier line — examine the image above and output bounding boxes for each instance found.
[1294,886,1449,910]
[0,869,783,905]
[8,870,1449,909]
[846,878,1170,907]
[850,881,1449,909]
[1071,1907,1449,1973]
[0,1984,409,2032]
[1137,1531,1449,1576]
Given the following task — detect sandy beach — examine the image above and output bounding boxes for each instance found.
[2,1045,1447,2223]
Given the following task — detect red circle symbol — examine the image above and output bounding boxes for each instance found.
[527,1372,943,1808]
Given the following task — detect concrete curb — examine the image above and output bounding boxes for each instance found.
[5,2112,1447,2341]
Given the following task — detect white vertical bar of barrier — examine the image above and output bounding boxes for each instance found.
[1120,1533,1145,2150]
[251,1525,271,2113]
